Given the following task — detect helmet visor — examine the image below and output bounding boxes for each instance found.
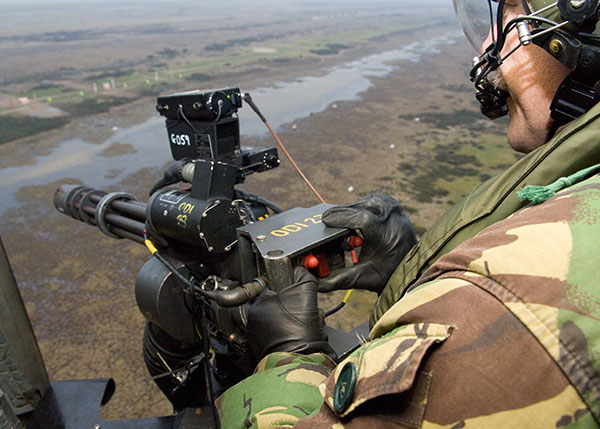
[453,0,498,52]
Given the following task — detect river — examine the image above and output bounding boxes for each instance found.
[0,32,459,213]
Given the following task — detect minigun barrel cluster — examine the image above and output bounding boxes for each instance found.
[54,184,147,244]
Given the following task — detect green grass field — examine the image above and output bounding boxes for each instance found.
[0,115,70,144]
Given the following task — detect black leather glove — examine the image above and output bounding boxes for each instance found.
[246,266,335,361]
[318,193,417,294]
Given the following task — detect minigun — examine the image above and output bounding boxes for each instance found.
[53,88,367,418]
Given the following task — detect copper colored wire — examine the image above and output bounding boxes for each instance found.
[264,121,326,204]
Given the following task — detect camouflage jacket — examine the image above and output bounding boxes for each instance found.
[218,173,600,428]
[373,101,600,326]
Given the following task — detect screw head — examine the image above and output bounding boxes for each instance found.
[549,39,564,57]
[257,235,266,242]
[581,55,594,68]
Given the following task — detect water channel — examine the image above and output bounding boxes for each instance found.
[0,32,459,213]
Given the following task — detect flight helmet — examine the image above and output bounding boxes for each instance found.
[453,0,600,128]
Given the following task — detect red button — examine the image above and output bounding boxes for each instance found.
[348,236,363,248]
[303,254,319,270]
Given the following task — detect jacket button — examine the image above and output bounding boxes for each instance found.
[333,362,357,413]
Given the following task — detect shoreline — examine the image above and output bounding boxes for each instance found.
[0,21,457,166]
[0,24,460,214]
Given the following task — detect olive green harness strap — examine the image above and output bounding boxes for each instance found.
[370,105,600,327]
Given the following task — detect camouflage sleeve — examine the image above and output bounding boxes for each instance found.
[217,325,453,429]
[296,175,600,427]
[220,175,600,428]
[216,352,336,428]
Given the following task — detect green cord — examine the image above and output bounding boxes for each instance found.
[517,163,600,205]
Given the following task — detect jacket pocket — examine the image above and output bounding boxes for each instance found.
[321,323,453,422]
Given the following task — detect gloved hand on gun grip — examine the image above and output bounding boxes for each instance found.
[246,266,336,362]
[318,193,417,295]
